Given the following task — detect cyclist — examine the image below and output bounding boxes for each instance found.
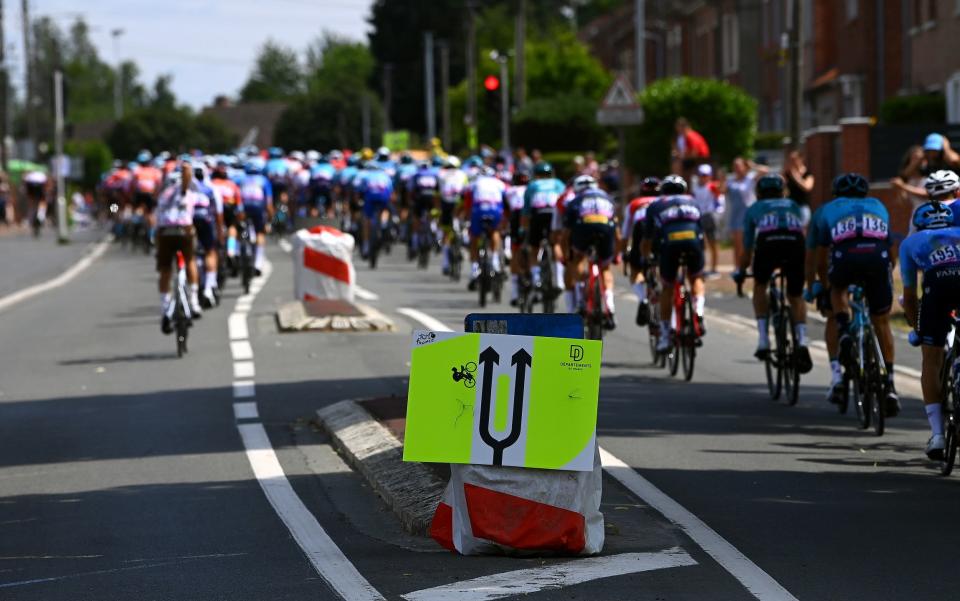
[809,173,900,416]
[505,170,530,306]
[644,175,706,352]
[23,168,50,231]
[156,161,204,332]
[408,160,440,260]
[465,166,507,288]
[239,158,274,276]
[210,161,243,269]
[309,154,337,217]
[129,150,163,218]
[733,174,812,372]
[439,156,468,275]
[621,176,660,326]
[191,162,224,308]
[562,175,618,329]
[265,147,290,206]
[523,162,566,300]
[359,162,394,258]
[901,200,960,459]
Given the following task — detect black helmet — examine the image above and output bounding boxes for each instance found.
[832,173,869,198]
[533,161,553,177]
[756,174,785,200]
[513,171,530,186]
[639,176,660,196]
[660,174,687,195]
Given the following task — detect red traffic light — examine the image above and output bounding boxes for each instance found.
[484,75,500,91]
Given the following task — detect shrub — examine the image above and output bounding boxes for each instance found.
[512,95,610,153]
[879,93,946,125]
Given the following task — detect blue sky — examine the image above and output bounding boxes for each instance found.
[6,0,374,108]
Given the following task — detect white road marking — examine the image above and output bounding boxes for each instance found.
[397,308,453,332]
[238,423,385,601]
[233,381,255,398]
[399,308,798,601]
[279,238,293,253]
[229,313,249,340]
[233,402,259,420]
[233,361,255,379]
[600,450,798,601]
[401,548,696,601]
[354,286,379,301]
[0,236,112,314]
[230,341,253,361]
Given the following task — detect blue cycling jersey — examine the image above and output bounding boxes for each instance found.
[361,170,393,203]
[264,158,289,180]
[809,196,890,248]
[311,163,336,185]
[338,166,358,189]
[742,198,804,251]
[644,194,702,243]
[899,226,960,288]
[240,174,273,209]
[563,188,616,229]
[523,178,565,216]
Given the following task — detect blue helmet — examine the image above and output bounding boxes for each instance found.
[268,147,284,159]
[912,201,954,231]
[244,158,266,174]
[832,173,869,198]
[136,149,152,164]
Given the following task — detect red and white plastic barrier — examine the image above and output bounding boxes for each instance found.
[429,446,604,555]
[292,226,356,302]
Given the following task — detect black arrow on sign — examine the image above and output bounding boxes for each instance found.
[477,346,533,466]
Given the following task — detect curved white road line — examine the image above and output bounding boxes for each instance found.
[0,235,112,314]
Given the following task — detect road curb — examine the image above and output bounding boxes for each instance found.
[316,399,444,536]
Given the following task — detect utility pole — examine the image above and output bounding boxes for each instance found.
[423,31,436,142]
[439,41,451,150]
[788,0,803,149]
[361,92,371,148]
[635,0,646,91]
[21,0,35,158]
[382,62,392,132]
[514,0,526,110]
[0,0,8,170]
[494,52,510,151]
[111,28,124,120]
[54,69,67,243]
[465,1,478,152]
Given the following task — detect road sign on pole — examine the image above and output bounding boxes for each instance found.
[596,74,644,127]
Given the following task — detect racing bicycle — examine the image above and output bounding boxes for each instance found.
[170,250,192,358]
[665,257,701,381]
[475,216,503,308]
[583,246,608,341]
[840,285,887,436]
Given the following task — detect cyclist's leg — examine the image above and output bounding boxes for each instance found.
[866,261,898,409]
[657,244,680,349]
[563,247,587,313]
[918,286,952,454]
[468,209,483,281]
[751,241,774,353]
[685,240,707,329]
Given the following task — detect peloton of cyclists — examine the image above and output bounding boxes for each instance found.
[622,176,661,326]
[523,162,566,301]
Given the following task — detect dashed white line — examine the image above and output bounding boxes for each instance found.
[238,423,385,601]
[233,402,259,420]
[229,313,249,340]
[0,235,112,314]
[354,286,379,301]
[397,308,798,601]
[230,341,253,361]
[233,380,256,398]
[233,361,255,379]
[279,238,293,253]
[401,548,696,601]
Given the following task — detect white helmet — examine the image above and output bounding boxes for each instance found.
[925,170,960,199]
[305,150,321,163]
[573,175,597,194]
[445,156,461,169]
[376,146,391,160]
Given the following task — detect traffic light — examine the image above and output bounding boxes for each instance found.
[484,74,500,91]
[484,74,500,116]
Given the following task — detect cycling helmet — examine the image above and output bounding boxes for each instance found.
[513,171,530,186]
[305,150,320,163]
[660,174,688,195]
[400,152,414,165]
[912,201,954,231]
[533,162,553,177]
[639,176,660,196]
[573,175,597,194]
[136,149,152,164]
[431,155,445,168]
[481,166,496,177]
[756,174,786,200]
[244,158,266,174]
[376,146,390,160]
[832,172,869,198]
[924,170,960,199]
[289,150,305,162]
[445,156,461,169]
[268,147,284,159]
[360,147,374,161]
[347,155,361,167]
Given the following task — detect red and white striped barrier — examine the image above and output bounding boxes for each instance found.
[292,226,356,302]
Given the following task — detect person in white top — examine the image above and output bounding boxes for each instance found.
[720,157,769,267]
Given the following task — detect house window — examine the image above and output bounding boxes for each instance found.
[846,0,858,20]
[722,13,739,74]
[839,75,864,118]
[947,73,960,124]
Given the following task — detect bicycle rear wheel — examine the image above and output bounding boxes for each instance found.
[478,249,489,307]
[869,341,885,436]
[174,305,188,358]
[369,221,380,269]
[540,246,555,314]
[587,277,604,341]
[943,381,959,475]
[784,310,800,406]
[681,295,696,381]
[765,316,782,399]
[851,340,870,429]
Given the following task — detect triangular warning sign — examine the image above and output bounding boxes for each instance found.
[601,75,638,109]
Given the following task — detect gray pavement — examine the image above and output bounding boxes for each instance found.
[0,235,952,600]
[0,225,106,298]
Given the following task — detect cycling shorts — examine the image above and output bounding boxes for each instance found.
[570,223,615,265]
[223,204,238,229]
[526,212,554,248]
[659,239,705,284]
[827,240,893,316]
[133,192,154,211]
[470,207,503,236]
[194,218,217,253]
[362,197,390,220]
[752,232,805,297]
[155,226,195,272]
[440,201,457,228]
[628,221,645,271]
[245,205,267,234]
[414,194,435,219]
[917,266,960,346]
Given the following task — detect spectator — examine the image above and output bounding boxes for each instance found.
[572,155,585,176]
[692,164,725,276]
[601,160,621,196]
[515,147,534,176]
[891,145,928,212]
[783,150,815,226]
[672,117,711,181]
[531,148,543,164]
[583,151,600,178]
[923,133,960,173]
[0,171,8,227]
[720,157,769,267]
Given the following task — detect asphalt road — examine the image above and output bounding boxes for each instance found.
[0,234,951,600]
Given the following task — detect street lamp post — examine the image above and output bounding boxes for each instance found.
[490,50,510,152]
[111,28,124,120]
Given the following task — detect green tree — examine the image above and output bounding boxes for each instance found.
[239,41,303,102]
[65,139,113,191]
[107,107,236,159]
[625,77,757,175]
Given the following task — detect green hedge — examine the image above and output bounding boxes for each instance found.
[879,93,946,125]
[511,94,610,153]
